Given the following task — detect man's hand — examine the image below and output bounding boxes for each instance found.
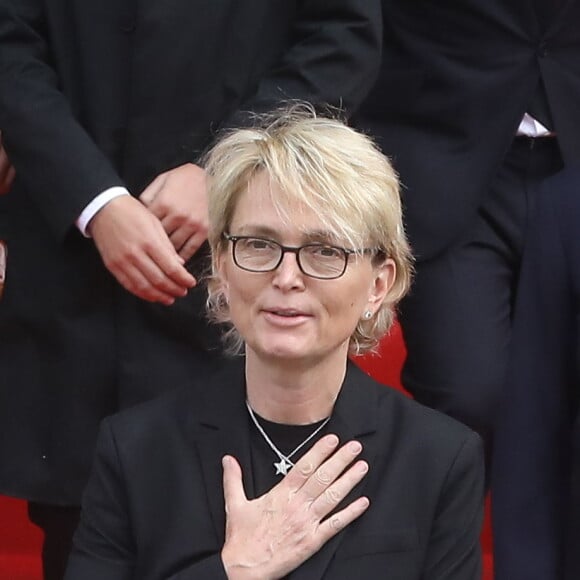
[139,163,208,262]
[0,132,16,195]
[221,435,370,580]
[88,195,196,305]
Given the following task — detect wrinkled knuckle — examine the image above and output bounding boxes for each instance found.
[300,461,315,477]
[315,469,332,486]
[323,488,341,506]
[329,516,343,530]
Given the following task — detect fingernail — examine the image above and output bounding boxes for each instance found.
[358,461,369,474]
[325,434,339,447]
[349,441,362,454]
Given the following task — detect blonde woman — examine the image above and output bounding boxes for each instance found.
[65,107,484,580]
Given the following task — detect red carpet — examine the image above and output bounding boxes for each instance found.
[0,323,493,579]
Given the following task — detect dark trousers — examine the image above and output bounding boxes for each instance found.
[398,136,563,473]
[28,502,81,580]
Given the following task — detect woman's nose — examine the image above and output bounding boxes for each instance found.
[271,252,305,289]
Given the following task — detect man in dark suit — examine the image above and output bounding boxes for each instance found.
[357,1,580,463]
[0,2,381,578]
[492,168,580,580]
[64,361,483,580]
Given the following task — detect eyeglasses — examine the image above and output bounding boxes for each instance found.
[223,233,375,280]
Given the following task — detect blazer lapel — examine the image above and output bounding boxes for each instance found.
[191,358,254,544]
[290,362,381,580]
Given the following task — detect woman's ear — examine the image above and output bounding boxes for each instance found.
[367,258,396,312]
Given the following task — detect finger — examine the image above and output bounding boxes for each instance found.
[315,496,370,546]
[298,440,363,502]
[284,434,340,492]
[222,455,247,514]
[139,174,166,208]
[147,242,197,290]
[166,221,194,253]
[113,262,177,305]
[162,214,207,261]
[132,251,192,298]
[176,230,206,262]
[309,460,368,520]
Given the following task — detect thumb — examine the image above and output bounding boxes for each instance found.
[222,455,246,515]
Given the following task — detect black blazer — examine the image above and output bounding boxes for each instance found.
[65,361,484,580]
[357,0,580,259]
[0,0,381,504]
[492,168,580,580]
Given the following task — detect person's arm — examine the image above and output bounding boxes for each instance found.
[492,186,576,580]
[422,432,484,580]
[0,1,195,303]
[140,1,382,262]
[0,0,122,237]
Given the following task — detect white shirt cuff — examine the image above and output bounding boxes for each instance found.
[76,186,130,237]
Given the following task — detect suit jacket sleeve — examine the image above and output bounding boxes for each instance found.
[64,418,229,580]
[423,432,484,580]
[224,0,382,128]
[0,0,124,239]
[492,180,578,580]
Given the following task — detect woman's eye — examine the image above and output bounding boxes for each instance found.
[247,239,274,250]
[313,246,341,258]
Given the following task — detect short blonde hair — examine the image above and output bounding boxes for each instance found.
[204,103,413,355]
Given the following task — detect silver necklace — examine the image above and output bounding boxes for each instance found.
[246,400,331,476]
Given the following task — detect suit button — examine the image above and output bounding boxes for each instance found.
[120,19,136,33]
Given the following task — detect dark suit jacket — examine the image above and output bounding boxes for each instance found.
[0,0,382,504]
[65,361,484,580]
[357,0,580,259]
[491,168,580,580]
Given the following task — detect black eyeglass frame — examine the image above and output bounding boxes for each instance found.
[222,232,377,280]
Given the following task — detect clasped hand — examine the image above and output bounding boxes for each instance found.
[88,163,207,305]
[221,434,370,580]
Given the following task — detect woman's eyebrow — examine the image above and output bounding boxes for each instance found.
[302,230,340,244]
[233,225,278,237]
[233,225,338,244]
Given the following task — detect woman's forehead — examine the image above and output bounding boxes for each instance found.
[229,170,361,246]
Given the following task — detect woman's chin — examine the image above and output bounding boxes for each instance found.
[249,339,314,364]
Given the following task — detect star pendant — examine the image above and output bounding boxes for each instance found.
[274,458,292,475]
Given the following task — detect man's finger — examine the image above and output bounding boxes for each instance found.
[176,231,206,262]
[113,263,177,305]
[139,174,165,207]
[131,250,191,298]
[147,242,197,289]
